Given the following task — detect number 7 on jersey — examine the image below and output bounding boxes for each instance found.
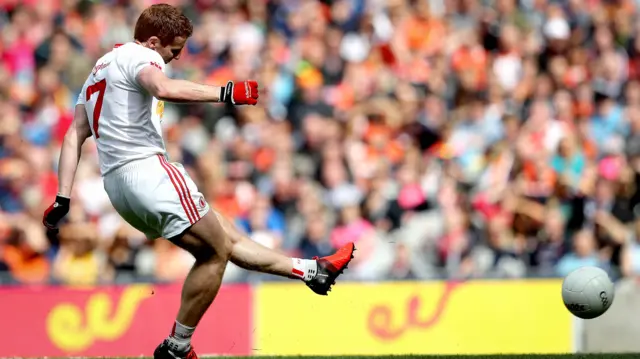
[86,79,107,139]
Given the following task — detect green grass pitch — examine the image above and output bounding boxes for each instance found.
[223,356,640,359]
[242,356,640,359]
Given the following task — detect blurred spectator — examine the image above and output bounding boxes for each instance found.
[298,211,334,259]
[621,217,640,277]
[529,206,568,276]
[152,238,195,283]
[52,223,108,286]
[556,229,604,276]
[0,214,50,284]
[236,194,286,249]
[107,223,149,282]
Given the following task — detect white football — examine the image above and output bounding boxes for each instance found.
[561,266,614,319]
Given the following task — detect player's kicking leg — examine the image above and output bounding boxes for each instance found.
[213,210,355,295]
[154,210,355,359]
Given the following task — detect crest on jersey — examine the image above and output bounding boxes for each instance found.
[156,101,165,120]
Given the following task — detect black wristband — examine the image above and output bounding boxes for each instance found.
[220,81,234,104]
[55,195,70,207]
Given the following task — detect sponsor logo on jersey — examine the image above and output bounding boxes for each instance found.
[150,62,163,70]
[92,61,111,76]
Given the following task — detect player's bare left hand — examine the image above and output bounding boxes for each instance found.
[219,80,259,105]
[42,194,70,231]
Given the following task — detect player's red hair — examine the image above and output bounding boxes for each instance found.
[134,4,193,45]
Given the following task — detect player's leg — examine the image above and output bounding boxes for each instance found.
[146,158,232,359]
[211,210,295,276]
[156,211,230,357]
[212,210,356,295]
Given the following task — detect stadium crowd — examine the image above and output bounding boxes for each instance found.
[2,0,640,285]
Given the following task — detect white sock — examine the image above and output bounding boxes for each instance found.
[166,321,195,353]
[292,258,318,281]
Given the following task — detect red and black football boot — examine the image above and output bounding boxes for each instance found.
[306,242,356,295]
[153,340,199,359]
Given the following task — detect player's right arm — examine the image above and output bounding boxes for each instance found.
[42,103,92,231]
[136,65,259,105]
[57,104,92,197]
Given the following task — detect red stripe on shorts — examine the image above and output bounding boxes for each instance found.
[162,157,201,222]
[157,154,196,225]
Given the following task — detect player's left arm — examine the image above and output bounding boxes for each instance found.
[43,104,92,230]
[137,65,258,105]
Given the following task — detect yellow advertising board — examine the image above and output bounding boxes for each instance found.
[254,280,573,355]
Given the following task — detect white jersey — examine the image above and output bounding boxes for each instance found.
[78,42,168,176]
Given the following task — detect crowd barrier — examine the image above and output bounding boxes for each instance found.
[0,284,252,357]
[581,278,640,353]
[0,279,575,357]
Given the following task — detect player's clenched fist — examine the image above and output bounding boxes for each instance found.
[220,80,259,105]
[42,195,70,231]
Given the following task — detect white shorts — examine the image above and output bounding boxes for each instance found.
[103,154,210,239]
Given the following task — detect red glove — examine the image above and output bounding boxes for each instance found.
[220,80,259,105]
